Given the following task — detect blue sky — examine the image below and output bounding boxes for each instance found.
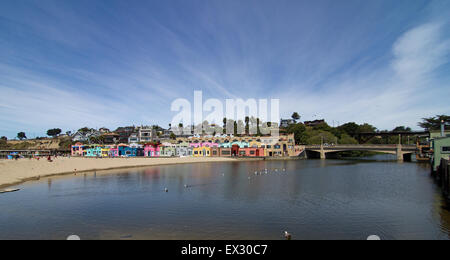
[1,0,450,138]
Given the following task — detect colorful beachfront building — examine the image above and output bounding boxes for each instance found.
[101,147,110,157]
[177,133,296,157]
[219,141,249,148]
[176,145,193,157]
[85,146,102,157]
[211,147,220,157]
[193,147,211,157]
[238,147,265,157]
[71,142,85,156]
[70,133,296,158]
[219,147,232,157]
[109,146,119,157]
[190,142,219,148]
[118,145,143,157]
[144,144,160,157]
[161,146,176,157]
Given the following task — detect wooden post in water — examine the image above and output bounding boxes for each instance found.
[441,159,449,200]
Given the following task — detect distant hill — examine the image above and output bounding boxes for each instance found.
[1,137,73,151]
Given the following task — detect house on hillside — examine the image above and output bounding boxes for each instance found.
[280,119,295,128]
[99,127,110,134]
[71,129,102,143]
[304,119,325,127]
[102,133,120,144]
[115,126,136,143]
[138,126,155,143]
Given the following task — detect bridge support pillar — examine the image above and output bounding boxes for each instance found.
[320,145,326,159]
[396,144,403,162]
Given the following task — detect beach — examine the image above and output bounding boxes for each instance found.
[0,157,257,188]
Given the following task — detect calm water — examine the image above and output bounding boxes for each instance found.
[1,155,449,240]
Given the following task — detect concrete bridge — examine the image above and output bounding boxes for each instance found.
[304,144,417,161]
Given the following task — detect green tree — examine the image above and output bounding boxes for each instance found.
[306,130,337,145]
[78,127,90,134]
[0,136,7,141]
[0,138,7,149]
[17,132,27,140]
[359,123,377,133]
[256,118,261,136]
[291,112,300,123]
[393,126,412,132]
[170,132,176,140]
[286,123,307,144]
[418,115,450,130]
[339,134,358,144]
[47,128,62,138]
[338,122,360,137]
[223,118,227,134]
[313,122,333,132]
[245,116,250,134]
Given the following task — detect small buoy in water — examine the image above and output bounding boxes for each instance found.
[67,235,81,240]
[184,184,188,188]
[164,188,168,192]
[284,231,292,240]
[248,177,251,180]
[367,235,381,240]
[283,169,286,171]
[275,169,278,172]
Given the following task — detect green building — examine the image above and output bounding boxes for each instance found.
[431,137,450,171]
[430,130,450,140]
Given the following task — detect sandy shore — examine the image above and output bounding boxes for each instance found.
[0,157,259,188]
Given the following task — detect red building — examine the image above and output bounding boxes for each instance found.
[237,147,265,157]
[231,145,240,157]
[219,148,232,157]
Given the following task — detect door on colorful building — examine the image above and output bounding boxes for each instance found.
[231,145,239,156]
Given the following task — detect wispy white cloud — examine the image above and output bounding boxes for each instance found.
[279,21,450,130]
[0,0,449,138]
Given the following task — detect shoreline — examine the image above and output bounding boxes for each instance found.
[0,157,268,189]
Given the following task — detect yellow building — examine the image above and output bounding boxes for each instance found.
[101,148,110,157]
[193,147,211,157]
[248,140,267,156]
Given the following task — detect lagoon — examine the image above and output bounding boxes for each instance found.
[0,155,449,240]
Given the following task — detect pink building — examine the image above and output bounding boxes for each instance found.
[109,146,119,157]
[144,144,160,157]
[71,142,85,156]
[189,142,219,148]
